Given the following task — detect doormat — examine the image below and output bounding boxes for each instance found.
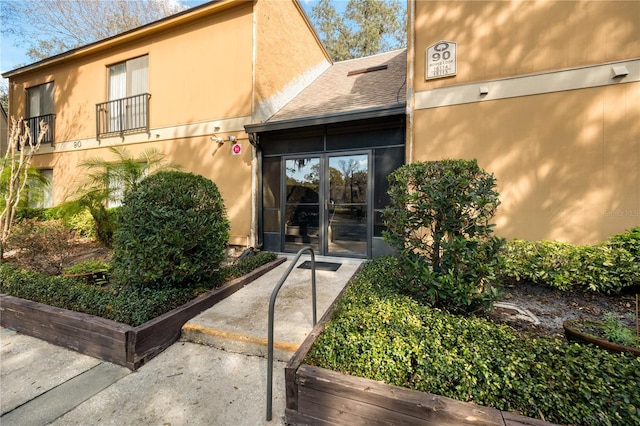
[297,261,341,271]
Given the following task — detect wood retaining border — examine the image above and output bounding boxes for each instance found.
[285,266,557,426]
[0,257,286,370]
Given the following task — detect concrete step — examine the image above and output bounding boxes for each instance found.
[181,255,362,361]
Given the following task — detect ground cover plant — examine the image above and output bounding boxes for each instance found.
[0,250,277,327]
[306,256,640,425]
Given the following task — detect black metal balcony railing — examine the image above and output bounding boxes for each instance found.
[96,93,150,139]
[26,114,56,147]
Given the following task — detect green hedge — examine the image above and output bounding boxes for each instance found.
[0,251,277,327]
[500,227,640,293]
[306,256,640,425]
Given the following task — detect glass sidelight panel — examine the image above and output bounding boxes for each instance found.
[284,157,320,252]
[327,154,368,256]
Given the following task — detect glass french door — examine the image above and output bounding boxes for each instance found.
[284,157,321,252]
[327,154,368,256]
[283,153,369,257]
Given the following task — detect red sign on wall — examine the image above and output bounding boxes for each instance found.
[232,143,242,155]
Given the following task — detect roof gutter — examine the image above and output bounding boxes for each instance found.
[244,104,406,134]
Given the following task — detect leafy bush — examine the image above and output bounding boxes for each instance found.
[383,159,504,313]
[306,257,640,425]
[112,171,230,289]
[501,228,640,293]
[16,202,112,239]
[0,252,278,326]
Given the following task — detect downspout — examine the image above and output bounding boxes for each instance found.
[248,133,263,249]
[406,0,416,164]
[249,0,258,248]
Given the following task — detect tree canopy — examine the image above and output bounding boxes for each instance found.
[0,0,186,62]
[309,0,406,61]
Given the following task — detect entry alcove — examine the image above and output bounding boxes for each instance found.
[254,113,405,259]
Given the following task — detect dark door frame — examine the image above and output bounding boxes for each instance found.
[280,151,372,258]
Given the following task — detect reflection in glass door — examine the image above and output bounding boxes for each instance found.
[284,157,320,252]
[327,154,368,256]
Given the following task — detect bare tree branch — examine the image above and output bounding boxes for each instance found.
[1,117,48,261]
[1,0,186,62]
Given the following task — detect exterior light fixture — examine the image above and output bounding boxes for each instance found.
[610,65,629,79]
[210,135,223,143]
[227,136,237,143]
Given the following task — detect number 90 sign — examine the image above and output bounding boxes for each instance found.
[426,40,457,80]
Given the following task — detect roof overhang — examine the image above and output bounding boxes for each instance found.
[244,104,406,134]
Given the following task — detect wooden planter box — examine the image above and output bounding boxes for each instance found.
[563,319,640,356]
[0,257,285,370]
[285,276,558,426]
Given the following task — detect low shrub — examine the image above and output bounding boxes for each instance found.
[15,202,109,239]
[63,260,111,285]
[112,171,230,290]
[501,228,640,293]
[306,256,640,426]
[0,252,278,326]
[220,251,277,283]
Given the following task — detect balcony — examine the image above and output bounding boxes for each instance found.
[96,93,150,139]
[26,114,56,147]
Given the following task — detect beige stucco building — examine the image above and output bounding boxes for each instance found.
[3,0,639,257]
[0,104,7,155]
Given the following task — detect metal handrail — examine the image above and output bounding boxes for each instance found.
[266,246,317,421]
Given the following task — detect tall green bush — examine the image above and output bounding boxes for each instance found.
[112,171,229,289]
[383,159,504,313]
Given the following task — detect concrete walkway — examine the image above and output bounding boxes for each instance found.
[0,255,362,426]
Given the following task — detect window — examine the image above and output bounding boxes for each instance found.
[106,166,148,208]
[97,55,149,137]
[26,82,55,144]
[109,55,148,102]
[108,55,148,134]
[28,169,53,208]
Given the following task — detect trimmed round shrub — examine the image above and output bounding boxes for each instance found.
[112,171,229,289]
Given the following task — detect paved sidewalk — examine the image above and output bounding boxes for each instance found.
[1,255,362,425]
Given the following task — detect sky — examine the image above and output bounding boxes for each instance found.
[0,0,336,76]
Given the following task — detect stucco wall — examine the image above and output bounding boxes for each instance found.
[254,0,331,122]
[414,0,640,92]
[413,83,640,244]
[30,132,253,246]
[411,0,640,244]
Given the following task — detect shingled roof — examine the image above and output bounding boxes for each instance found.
[247,49,406,132]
